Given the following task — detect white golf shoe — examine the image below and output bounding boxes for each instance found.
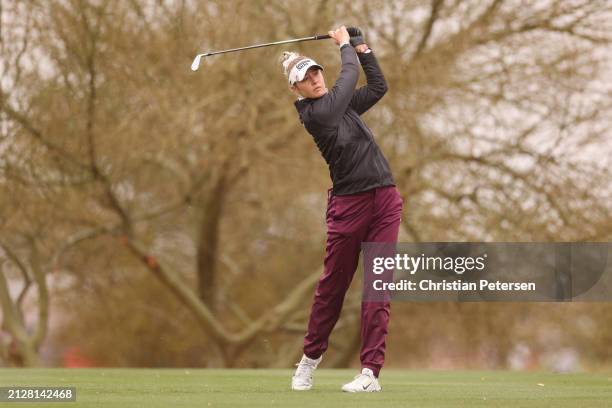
[341,368,382,392]
[291,354,322,391]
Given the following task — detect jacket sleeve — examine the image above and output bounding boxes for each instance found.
[349,51,388,115]
[309,44,359,127]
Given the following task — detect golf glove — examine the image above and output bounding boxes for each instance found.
[347,27,365,48]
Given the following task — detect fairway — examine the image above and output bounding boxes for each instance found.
[1,369,611,407]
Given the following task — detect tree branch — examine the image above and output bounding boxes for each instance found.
[124,236,321,346]
[414,0,444,58]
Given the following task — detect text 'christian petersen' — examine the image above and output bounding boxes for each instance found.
[372,279,536,292]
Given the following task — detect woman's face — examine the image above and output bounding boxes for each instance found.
[292,67,327,99]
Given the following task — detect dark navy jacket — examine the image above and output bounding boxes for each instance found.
[294,44,395,196]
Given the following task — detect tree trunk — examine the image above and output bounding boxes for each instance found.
[196,174,227,311]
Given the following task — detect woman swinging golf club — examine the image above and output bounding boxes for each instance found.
[281,26,403,393]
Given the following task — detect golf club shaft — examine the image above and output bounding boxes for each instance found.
[191,28,359,70]
[200,34,331,58]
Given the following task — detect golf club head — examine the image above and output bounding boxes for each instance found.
[191,55,203,71]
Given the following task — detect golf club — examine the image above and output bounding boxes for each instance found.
[191,27,361,71]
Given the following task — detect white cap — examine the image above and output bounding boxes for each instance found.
[287,57,324,85]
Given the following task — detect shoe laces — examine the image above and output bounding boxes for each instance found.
[352,372,374,386]
[294,360,316,377]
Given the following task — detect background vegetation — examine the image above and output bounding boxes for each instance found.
[1,0,611,370]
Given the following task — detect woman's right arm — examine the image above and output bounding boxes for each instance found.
[309,29,359,127]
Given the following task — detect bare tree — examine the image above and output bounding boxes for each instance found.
[1,0,610,368]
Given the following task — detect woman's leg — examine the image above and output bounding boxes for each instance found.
[360,186,403,377]
[303,190,373,359]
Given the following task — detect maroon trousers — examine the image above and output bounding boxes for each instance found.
[303,185,403,377]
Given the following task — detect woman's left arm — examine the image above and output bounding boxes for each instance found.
[349,47,389,115]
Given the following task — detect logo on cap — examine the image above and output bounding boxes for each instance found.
[296,60,309,70]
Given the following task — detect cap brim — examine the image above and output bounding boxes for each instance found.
[290,61,324,84]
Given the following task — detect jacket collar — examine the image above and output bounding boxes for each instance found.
[294,97,312,112]
[294,98,312,124]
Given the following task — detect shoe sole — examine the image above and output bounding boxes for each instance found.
[341,387,381,393]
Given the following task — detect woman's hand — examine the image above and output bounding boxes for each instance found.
[328,25,350,46]
[354,44,370,53]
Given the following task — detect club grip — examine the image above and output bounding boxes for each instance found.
[346,27,361,37]
[315,27,360,40]
[313,27,361,40]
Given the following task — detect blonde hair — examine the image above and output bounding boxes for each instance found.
[279,51,299,76]
[279,51,309,84]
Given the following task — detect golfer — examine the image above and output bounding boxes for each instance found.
[281,26,403,392]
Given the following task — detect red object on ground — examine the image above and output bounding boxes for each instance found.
[62,346,94,368]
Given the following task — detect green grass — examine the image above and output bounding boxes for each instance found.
[1,369,611,407]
